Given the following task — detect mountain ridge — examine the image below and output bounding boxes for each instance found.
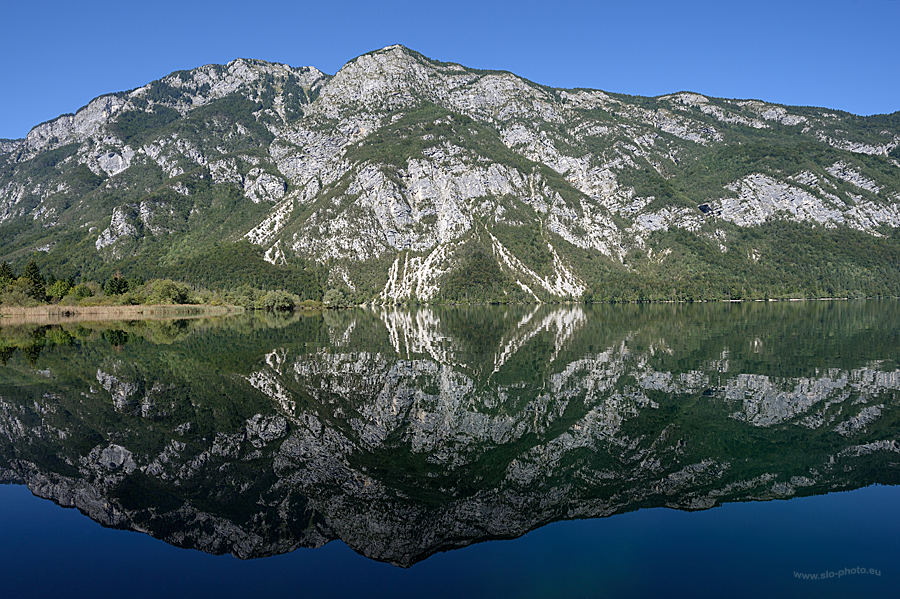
[2,45,900,303]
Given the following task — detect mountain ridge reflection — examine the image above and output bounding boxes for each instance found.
[1,302,898,566]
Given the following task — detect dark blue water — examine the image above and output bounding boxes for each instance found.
[2,482,895,598]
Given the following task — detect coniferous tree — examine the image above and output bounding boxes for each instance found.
[22,260,45,299]
[0,262,14,290]
[104,271,129,295]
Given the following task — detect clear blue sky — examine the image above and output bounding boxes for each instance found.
[3,0,898,140]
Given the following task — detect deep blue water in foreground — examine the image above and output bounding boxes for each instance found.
[2,482,896,599]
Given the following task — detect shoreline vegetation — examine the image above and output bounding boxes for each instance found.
[2,258,896,321]
[2,294,883,315]
[0,259,325,316]
[0,304,243,325]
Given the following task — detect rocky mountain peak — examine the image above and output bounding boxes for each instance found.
[1,47,899,304]
[314,44,449,118]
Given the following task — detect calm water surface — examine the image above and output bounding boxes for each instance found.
[1,301,898,597]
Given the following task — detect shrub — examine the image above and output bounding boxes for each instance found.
[72,284,95,300]
[323,288,347,307]
[147,279,193,304]
[257,290,298,311]
[0,287,41,307]
[298,299,324,310]
[47,280,72,299]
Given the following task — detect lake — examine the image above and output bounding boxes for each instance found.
[1,301,898,597]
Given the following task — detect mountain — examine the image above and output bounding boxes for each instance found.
[2,304,899,566]
[2,45,900,302]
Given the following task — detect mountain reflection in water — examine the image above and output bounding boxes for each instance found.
[1,301,898,567]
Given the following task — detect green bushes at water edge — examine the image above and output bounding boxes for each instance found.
[0,259,321,312]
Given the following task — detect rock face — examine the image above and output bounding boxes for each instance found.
[1,303,899,567]
[1,45,900,301]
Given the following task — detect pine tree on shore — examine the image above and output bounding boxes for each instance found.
[22,260,46,300]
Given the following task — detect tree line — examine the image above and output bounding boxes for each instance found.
[0,258,319,311]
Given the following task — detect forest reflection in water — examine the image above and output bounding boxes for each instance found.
[0,300,898,572]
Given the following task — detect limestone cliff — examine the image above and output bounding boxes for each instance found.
[2,46,899,301]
